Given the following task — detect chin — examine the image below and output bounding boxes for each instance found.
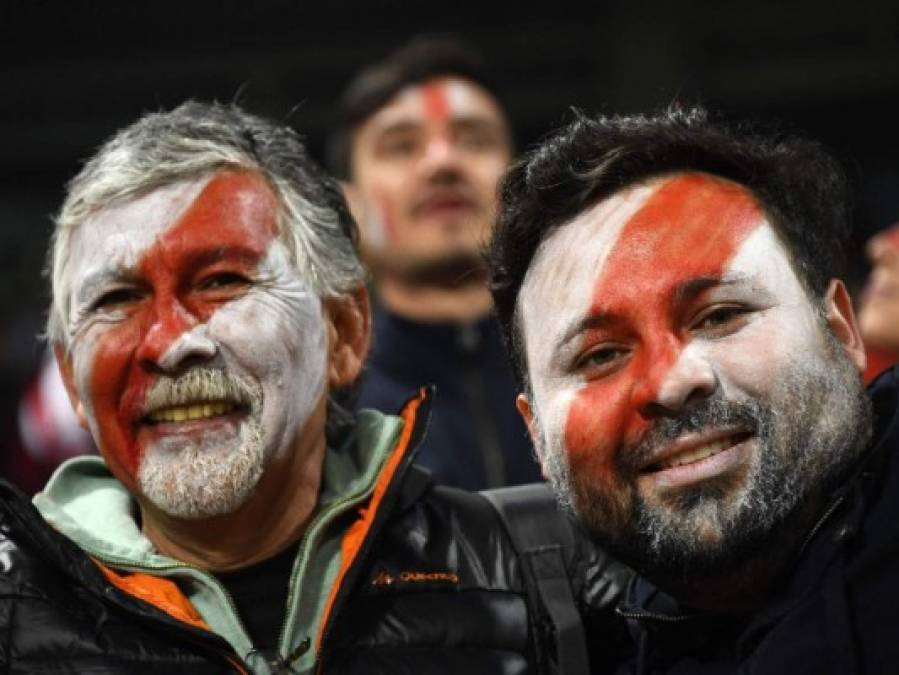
[137,426,265,519]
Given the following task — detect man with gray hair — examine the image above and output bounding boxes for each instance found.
[0,101,612,673]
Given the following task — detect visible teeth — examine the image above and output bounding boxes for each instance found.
[148,401,236,424]
[663,438,731,468]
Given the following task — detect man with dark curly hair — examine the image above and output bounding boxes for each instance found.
[488,106,899,673]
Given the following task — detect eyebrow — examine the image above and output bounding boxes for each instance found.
[75,268,135,307]
[553,274,756,352]
[74,245,264,304]
[554,312,620,354]
[375,114,503,137]
[673,275,750,304]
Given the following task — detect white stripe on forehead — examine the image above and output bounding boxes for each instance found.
[726,224,806,302]
[443,79,475,113]
[519,181,660,389]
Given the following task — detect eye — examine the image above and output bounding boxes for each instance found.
[378,134,420,159]
[574,345,630,377]
[456,125,502,152]
[90,288,142,312]
[199,272,251,290]
[692,305,751,333]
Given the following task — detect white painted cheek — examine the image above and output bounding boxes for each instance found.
[718,224,825,388]
[68,335,105,446]
[207,244,328,454]
[531,382,582,461]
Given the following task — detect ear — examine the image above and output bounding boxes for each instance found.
[823,278,866,374]
[324,286,372,389]
[516,393,551,480]
[53,344,90,431]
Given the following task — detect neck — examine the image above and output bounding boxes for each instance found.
[377,275,493,323]
[139,407,327,572]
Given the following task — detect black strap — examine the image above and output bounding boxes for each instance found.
[481,483,590,675]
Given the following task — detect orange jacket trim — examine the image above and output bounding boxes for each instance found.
[95,562,249,673]
[315,388,426,656]
[96,562,211,631]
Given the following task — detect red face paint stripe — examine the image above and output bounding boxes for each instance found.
[421,81,450,123]
[562,174,765,473]
[87,171,279,482]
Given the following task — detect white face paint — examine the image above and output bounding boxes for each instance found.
[518,173,868,571]
[519,181,658,464]
[61,170,328,518]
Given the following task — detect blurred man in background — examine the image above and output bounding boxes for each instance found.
[329,35,540,490]
[858,222,899,382]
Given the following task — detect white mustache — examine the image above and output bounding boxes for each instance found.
[142,368,261,416]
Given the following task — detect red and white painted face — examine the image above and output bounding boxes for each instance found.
[859,223,899,350]
[350,76,510,271]
[60,170,328,518]
[519,173,837,531]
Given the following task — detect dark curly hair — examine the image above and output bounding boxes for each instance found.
[488,106,853,386]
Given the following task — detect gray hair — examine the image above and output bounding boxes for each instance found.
[48,100,366,346]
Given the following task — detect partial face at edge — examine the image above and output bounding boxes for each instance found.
[349,76,511,274]
[58,170,329,518]
[859,223,899,350]
[518,172,869,574]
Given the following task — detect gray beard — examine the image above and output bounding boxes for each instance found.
[538,331,872,582]
[137,369,266,519]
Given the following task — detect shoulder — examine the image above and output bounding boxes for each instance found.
[327,475,536,673]
[376,475,525,587]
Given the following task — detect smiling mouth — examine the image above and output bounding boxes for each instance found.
[644,431,753,472]
[145,400,244,425]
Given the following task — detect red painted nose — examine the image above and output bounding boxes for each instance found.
[637,344,718,419]
[135,296,199,371]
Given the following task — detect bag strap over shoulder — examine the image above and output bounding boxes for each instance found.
[481,483,589,675]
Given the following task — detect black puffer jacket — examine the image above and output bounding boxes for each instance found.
[0,390,628,674]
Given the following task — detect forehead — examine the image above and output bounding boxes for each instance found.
[518,173,796,351]
[66,170,280,283]
[360,76,506,133]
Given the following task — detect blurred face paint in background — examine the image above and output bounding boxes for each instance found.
[350,76,511,275]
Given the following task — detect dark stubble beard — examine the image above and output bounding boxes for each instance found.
[538,330,873,584]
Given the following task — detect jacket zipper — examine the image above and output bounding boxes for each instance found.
[312,410,426,674]
[616,606,697,623]
[272,483,382,672]
[796,494,847,559]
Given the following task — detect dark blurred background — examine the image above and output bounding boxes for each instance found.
[1,0,898,480]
